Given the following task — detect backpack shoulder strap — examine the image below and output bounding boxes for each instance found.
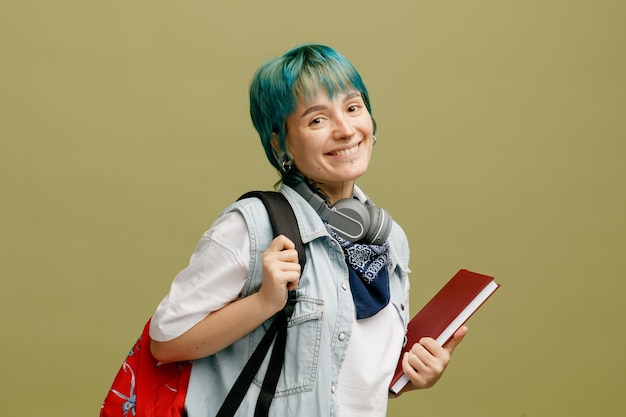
[216,191,304,417]
[237,190,306,272]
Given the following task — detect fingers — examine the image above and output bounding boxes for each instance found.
[265,235,301,285]
[267,234,296,252]
[412,339,449,373]
[260,235,301,311]
[402,328,467,390]
[442,325,468,355]
[401,343,445,389]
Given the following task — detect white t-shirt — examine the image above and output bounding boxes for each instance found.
[150,211,250,342]
[337,303,405,417]
[150,211,407,417]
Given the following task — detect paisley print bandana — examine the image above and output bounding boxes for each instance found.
[325,224,391,319]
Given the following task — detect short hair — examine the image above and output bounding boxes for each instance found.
[249,44,375,185]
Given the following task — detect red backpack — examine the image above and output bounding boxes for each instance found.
[100,318,192,417]
[100,191,305,417]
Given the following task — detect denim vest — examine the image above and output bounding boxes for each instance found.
[185,185,410,417]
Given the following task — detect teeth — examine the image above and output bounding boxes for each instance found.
[331,144,359,156]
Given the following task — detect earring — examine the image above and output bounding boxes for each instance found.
[281,156,293,173]
[372,135,377,145]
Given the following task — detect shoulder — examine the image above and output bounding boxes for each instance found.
[219,192,290,257]
[220,193,275,237]
[387,220,410,272]
[223,187,330,246]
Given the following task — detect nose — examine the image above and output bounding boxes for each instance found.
[332,114,356,140]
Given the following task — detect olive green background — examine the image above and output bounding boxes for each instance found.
[1,1,624,416]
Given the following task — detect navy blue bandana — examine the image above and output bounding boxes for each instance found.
[325,224,391,319]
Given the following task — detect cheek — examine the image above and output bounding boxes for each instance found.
[363,117,375,135]
[288,134,320,158]
[287,140,312,168]
[290,144,327,176]
[293,147,321,170]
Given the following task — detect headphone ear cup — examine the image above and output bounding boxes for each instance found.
[292,181,392,244]
[363,205,392,245]
[330,198,371,242]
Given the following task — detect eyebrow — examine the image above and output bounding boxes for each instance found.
[299,91,362,118]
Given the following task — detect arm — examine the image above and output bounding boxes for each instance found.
[398,325,468,393]
[150,235,301,363]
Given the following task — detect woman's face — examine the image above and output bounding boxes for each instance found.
[285,89,375,203]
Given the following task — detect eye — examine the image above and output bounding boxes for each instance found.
[308,114,328,127]
[347,103,362,113]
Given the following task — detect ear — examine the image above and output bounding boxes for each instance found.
[270,133,279,153]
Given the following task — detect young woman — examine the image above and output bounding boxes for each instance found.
[149,44,466,417]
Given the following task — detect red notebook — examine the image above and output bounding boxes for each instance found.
[389,269,500,394]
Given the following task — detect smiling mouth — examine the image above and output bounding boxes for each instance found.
[327,142,360,157]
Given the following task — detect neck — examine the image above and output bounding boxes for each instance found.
[319,181,355,205]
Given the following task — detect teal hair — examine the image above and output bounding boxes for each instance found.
[249,44,375,185]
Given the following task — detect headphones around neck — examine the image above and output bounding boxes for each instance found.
[293,182,392,245]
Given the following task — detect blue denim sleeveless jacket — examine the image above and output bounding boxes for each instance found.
[184,185,410,417]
